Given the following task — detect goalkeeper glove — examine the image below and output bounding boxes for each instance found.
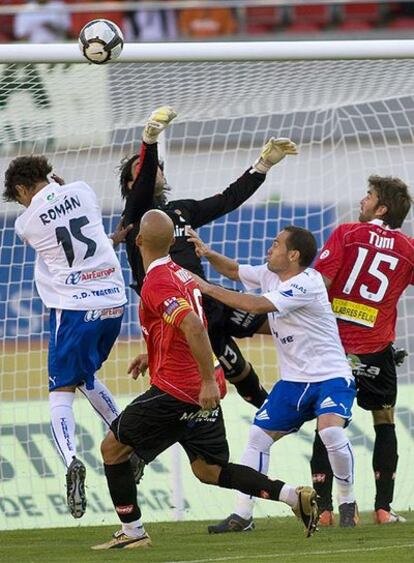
[142,105,177,144]
[253,137,298,174]
[392,345,408,367]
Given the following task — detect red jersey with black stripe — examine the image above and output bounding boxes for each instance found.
[139,256,226,404]
[314,220,414,354]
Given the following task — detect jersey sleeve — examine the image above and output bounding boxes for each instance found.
[177,169,265,228]
[122,142,159,227]
[238,263,267,290]
[314,225,346,281]
[14,216,26,243]
[263,275,318,316]
[145,278,193,328]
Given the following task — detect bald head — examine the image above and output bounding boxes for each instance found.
[136,209,175,255]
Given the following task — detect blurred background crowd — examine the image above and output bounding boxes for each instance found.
[0,0,414,43]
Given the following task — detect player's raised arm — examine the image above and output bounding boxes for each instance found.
[120,106,177,227]
[179,311,220,410]
[182,137,298,229]
[187,228,240,281]
[195,275,276,315]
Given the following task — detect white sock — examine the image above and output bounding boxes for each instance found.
[234,425,274,520]
[49,391,77,468]
[319,426,355,504]
[78,378,120,427]
[279,484,298,508]
[122,519,146,538]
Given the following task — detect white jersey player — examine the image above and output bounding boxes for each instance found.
[189,225,358,531]
[4,155,127,520]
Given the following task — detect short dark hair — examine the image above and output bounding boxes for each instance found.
[283,225,317,268]
[3,155,52,203]
[368,174,412,229]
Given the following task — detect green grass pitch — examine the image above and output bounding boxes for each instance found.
[1,513,414,563]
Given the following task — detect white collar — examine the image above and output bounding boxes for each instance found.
[146,255,172,274]
[368,219,400,232]
[30,182,59,203]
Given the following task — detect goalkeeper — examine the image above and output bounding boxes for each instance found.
[119,106,298,409]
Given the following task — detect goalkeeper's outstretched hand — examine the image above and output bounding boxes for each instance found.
[142,105,177,144]
[253,137,298,174]
[392,345,408,367]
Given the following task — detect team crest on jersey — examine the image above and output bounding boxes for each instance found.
[319,249,330,260]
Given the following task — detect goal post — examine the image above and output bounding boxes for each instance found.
[1,40,413,530]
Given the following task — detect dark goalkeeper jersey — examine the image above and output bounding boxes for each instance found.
[123,141,266,294]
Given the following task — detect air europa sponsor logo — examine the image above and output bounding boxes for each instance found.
[65,267,115,285]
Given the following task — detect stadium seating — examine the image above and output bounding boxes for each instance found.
[245,6,284,34]
[65,0,125,37]
[287,4,333,33]
[336,3,384,31]
[0,0,24,42]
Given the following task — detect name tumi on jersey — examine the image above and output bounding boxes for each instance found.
[39,195,81,225]
[369,230,395,250]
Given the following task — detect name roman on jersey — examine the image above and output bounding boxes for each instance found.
[39,195,81,225]
[369,230,395,250]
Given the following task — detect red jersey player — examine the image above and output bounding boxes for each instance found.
[93,209,319,550]
[139,253,227,405]
[311,175,413,526]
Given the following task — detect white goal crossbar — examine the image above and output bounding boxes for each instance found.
[1,39,414,63]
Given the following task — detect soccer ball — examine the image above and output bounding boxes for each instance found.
[78,19,124,65]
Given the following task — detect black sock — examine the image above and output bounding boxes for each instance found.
[373,423,398,511]
[310,431,334,511]
[218,462,284,501]
[233,366,268,408]
[104,461,141,523]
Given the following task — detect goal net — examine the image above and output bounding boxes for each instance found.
[1,45,414,530]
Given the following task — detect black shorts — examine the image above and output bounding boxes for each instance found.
[110,385,230,467]
[203,294,267,378]
[349,344,397,411]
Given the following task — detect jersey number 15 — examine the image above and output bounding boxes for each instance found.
[343,247,399,302]
[55,216,97,267]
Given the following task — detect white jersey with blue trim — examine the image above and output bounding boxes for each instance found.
[15,181,127,310]
[239,264,352,383]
